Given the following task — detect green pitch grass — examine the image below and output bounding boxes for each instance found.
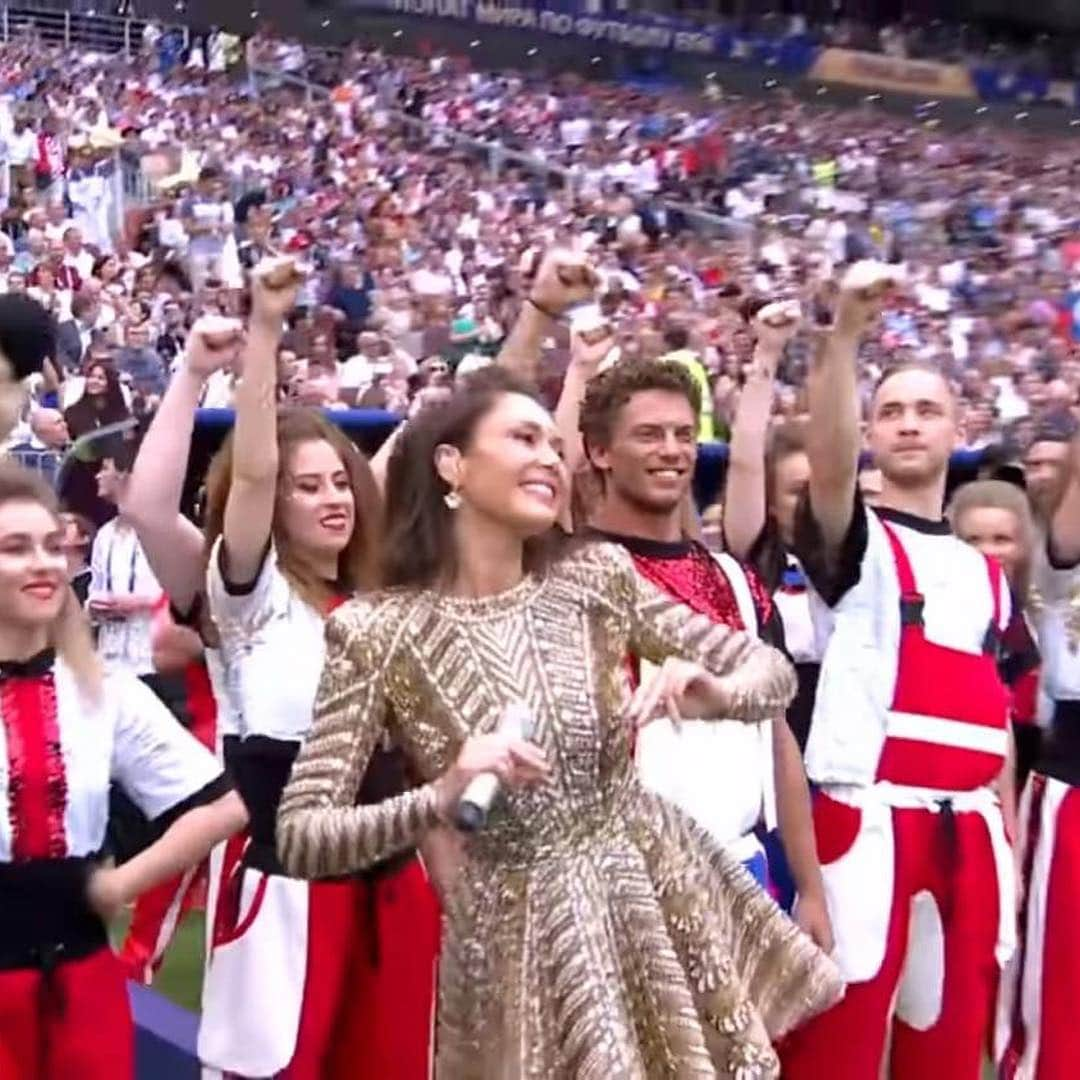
[112,911,206,1013]
[153,913,206,1012]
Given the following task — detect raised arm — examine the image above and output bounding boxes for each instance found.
[807,262,894,558]
[126,316,242,612]
[221,259,304,586]
[554,324,615,476]
[1049,432,1080,567]
[495,249,598,385]
[724,301,802,559]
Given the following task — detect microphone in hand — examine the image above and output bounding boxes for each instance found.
[444,703,547,833]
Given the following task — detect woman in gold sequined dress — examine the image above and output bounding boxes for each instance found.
[277,369,843,1079]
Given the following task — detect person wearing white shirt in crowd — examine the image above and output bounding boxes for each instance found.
[409,249,454,300]
[88,441,165,679]
[5,113,37,176]
[560,114,590,149]
[187,37,206,71]
[182,166,235,291]
[339,330,383,406]
[43,200,73,244]
[196,363,234,409]
[62,225,95,282]
[0,235,14,291]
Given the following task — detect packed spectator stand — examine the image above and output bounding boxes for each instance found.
[0,12,1075,520]
[0,5,1078,1077]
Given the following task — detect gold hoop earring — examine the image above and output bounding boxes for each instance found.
[444,489,462,510]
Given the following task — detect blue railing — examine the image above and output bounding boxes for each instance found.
[191,409,990,510]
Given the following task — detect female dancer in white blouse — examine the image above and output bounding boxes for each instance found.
[0,462,246,1080]
[197,260,440,1080]
[724,302,825,753]
[118,316,245,983]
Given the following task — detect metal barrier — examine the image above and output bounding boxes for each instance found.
[0,3,187,57]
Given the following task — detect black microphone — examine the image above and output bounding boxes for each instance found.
[454,702,535,833]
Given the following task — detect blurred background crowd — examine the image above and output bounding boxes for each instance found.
[0,3,1075,591]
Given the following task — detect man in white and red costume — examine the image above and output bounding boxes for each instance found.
[998,421,1080,1079]
[779,263,1020,1079]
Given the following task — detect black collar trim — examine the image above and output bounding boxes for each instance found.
[587,527,693,559]
[874,506,952,536]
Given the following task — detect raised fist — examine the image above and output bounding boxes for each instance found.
[752,299,803,368]
[528,249,599,318]
[184,315,244,378]
[834,261,904,338]
[251,257,306,324]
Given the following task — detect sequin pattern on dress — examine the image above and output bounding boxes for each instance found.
[278,542,843,1078]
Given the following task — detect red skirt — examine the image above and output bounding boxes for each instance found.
[0,946,133,1080]
[200,848,440,1079]
[285,856,441,1080]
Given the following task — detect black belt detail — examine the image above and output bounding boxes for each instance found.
[935,798,958,926]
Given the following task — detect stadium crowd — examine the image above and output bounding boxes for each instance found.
[0,13,1079,1080]
[0,24,1077,495]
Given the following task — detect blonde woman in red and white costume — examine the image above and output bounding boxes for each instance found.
[778,263,1023,1080]
[998,426,1080,1080]
[196,260,440,1080]
[0,462,247,1079]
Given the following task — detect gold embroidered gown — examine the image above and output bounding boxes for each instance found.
[277,543,843,1078]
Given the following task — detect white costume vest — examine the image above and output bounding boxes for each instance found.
[635,552,776,859]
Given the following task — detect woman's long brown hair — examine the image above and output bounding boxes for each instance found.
[0,462,101,700]
[202,408,382,611]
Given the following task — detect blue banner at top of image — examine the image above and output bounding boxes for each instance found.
[357,0,820,68]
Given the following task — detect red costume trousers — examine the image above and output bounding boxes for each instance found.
[0,947,133,1080]
[783,519,1010,1079]
[282,857,441,1080]
[999,774,1080,1080]
[780,795,1001,1079]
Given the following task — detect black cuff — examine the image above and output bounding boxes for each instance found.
[169,593,204,628]
[217,540,271,597]
[152,772,233,832]
[1047,534,1080,572]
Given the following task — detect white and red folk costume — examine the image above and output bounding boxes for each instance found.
[197,543,439,1080]
[598,531,779,882]
[119,606,222,984]
[997,544,1080,1079]
[780,500,1017,1080]
[0,648,228,1080]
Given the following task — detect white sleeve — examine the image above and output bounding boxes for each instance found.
[87,525,109,601]
[109,673,224,821]
[206,534,286,634]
